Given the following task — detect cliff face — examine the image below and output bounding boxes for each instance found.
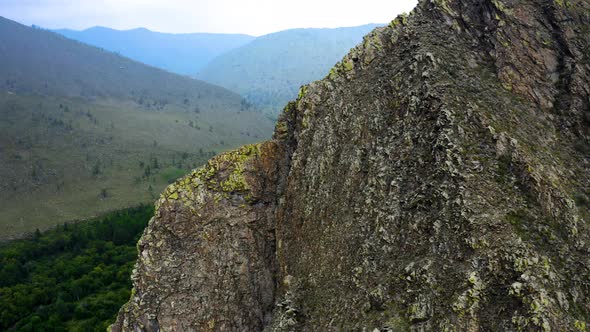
[112,0,590,331]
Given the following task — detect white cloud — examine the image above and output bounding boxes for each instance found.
[1,0,418,35]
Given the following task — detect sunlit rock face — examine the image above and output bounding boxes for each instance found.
[113,0,590,330]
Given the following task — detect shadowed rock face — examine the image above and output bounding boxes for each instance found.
[111,143,286,331]
[112,0,590,331]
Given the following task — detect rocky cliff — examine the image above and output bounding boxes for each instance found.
[112,0,590,330]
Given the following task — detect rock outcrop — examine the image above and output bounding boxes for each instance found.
[111,143,284,331]
[112,0,590,330]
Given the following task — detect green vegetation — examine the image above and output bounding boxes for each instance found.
[159,167,190,184]
[162,143,262,208]
[197,24,381,116]
[0,205,152,331]
[0,93,272,239]
[0,17,275,239]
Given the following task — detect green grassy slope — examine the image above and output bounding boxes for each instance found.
[196,24,382,116]
[0,17,274,239]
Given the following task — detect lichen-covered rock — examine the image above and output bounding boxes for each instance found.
[113,0,590,331]
[111,142,284,331]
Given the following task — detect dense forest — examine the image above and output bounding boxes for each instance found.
[0,205,152,331]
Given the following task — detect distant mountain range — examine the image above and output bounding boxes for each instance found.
[54,24,383,116]
[54,26,255,76]
[0,16,274,239]
[197,24,383,115]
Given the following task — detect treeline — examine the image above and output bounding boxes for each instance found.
[0,205,152,331]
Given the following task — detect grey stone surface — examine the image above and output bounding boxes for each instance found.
[113,0,590,330]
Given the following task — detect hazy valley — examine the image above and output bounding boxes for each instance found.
[0,16,274,239]
[1,0,589,330]
[54,27,255,76]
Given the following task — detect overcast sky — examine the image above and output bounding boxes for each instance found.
[1,0,418,36]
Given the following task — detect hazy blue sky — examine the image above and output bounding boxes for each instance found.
[1,0,418,36]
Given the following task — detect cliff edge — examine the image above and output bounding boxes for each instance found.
[113,0,590,330]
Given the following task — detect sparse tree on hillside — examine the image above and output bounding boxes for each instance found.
[92,161,101,175]
[33,228,41,241]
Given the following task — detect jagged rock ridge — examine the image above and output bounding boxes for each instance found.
[112,0,590,330]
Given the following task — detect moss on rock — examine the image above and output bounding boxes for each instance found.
[158,144,262,210]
